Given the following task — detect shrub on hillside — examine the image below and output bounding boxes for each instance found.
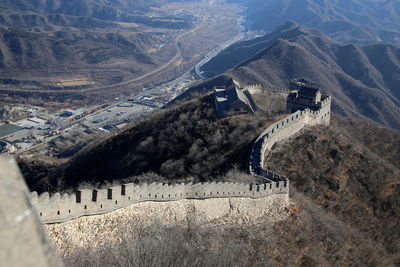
[21,94,275,193]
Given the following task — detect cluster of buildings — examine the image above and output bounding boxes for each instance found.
[0,113,58,153]
[0,72,197,155]
[134,75,196,107]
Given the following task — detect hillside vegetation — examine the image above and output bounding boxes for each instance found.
[19,94,278,193]
[201,21,400,130]
[56,188,398,266]
[264,115,400,263]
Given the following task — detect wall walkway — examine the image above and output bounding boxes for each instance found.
[32,181,288,224]
[249,96,331,179]
[0,156,63,266]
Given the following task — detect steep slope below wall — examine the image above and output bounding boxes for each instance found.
[45,193,289,264]
[264,115,400,263]
[45,175,397,266]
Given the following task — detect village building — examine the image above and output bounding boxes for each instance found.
[286,78,329,112]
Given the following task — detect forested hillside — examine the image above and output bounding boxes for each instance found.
[19,94,277,193]
[265,115,400,264]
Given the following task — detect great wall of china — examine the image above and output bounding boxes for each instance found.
[250,96,331,176]
[30,80,331,224]
[32,181,289,224]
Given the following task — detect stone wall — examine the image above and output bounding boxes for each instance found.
[45,193,290,259]
[0,156,63,267]
[250,96,331,174]
[32,181,289,224]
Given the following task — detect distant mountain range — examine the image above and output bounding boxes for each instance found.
[229,0,400,45]
[200,21,400,130]
[0,0,195,28]
[0,0,199,107]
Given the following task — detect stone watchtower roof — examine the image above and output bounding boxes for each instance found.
[298,86,321,97]
[287,78,327,113]
[213,78,250,117]
[289,79,322,98]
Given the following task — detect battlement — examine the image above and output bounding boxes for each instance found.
[243,84,263,90]
[32,181,288,224]
[249,101,331,176]
[321,96,331,106]
[286,78,331,113]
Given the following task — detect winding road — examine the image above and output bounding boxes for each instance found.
[80,17,208,92]
[0,17,208,95]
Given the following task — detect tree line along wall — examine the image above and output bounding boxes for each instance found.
[31,181,289,224]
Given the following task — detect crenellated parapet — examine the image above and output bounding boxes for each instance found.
[249,97,331,179]
[31,181,289,224]
[243,84,263,90]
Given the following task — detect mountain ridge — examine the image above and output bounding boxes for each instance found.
[229,0,400,45]
[201,21,400,130]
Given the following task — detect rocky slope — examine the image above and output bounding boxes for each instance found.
[264,115,400,264]
[45,194,289,266]
[201,21,400,130]
[45,190,398,266]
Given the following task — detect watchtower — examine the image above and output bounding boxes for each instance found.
[286,78,329,113]
[213,78,251,118]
